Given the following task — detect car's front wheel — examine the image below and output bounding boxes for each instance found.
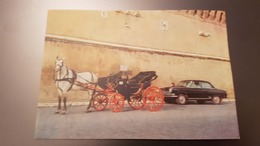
[212,96,222,104]
[176,94,186,105]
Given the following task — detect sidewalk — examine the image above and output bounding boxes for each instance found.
[37,98,236,107]
[37,102,90,107]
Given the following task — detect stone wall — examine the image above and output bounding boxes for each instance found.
[37,10,234,103]
[46,10,230,58]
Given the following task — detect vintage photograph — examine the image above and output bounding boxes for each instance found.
[35,10,240,139]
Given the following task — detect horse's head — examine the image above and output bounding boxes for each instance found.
[55,56,65,72]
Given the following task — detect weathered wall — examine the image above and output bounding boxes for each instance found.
[38,10,234,103]
[46,10,229,58]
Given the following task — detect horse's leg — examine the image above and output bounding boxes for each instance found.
[86,88,96,112]
[61,97,67,114]
[86,90,93,111]
[55,93,62,114]
[60,91,68,114]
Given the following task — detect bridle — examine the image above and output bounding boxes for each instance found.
[53,59,78,93]
[55,61,64,72]
[53,60,74,82]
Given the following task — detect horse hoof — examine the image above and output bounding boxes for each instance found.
[86,109,92,113]
[60,111,66,115]
[55,110,60,114]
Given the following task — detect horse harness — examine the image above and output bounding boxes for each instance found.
[54,65,77,92]
[54,65,95,93]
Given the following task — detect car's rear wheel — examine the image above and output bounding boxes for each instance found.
[212,96,222,104]
[176,94,186,105]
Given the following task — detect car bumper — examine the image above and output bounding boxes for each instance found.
[163,91,178,98]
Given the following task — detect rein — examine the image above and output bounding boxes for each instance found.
[54,61,96,93]
[54,64,77,92]
[55,67,76,82]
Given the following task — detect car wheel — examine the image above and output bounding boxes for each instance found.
[177,94,186,105]
[212,96,222,104]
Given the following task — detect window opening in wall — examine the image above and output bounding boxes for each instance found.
[160,20,168,31]
[193,10,197,16]
[219,12,223,23]
[100,11,108,18]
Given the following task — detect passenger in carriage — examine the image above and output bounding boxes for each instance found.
[116,71,131,98]
[121,71,129,80]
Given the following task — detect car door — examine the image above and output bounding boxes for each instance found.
[200,81,214,98]
[187,81,204,99]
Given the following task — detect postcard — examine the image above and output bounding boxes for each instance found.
[35,10,239,139]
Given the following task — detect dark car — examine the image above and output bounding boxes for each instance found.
[163,80,227,104]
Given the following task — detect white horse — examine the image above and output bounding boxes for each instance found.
[54,56,98,114]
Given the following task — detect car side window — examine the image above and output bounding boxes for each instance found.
[190,81,201,88]
[200,82,213,88]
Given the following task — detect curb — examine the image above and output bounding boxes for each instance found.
[223,98,236,102]
[37,102,89,108]
[37,98,236,107]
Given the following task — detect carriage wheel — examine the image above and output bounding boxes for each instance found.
[143,86,164,111]
[109,93,124,112]
[93,93,108,111]
[128,95,144,110]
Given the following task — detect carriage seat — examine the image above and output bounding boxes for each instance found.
[131,83,144,96]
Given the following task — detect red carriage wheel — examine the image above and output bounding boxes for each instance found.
[143,86,164,111]
[93,93,108,111]
[128,95,144,110]
[109,93,124,112]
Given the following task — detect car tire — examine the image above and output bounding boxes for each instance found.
[212,96,222,104]
[176,94,186,105]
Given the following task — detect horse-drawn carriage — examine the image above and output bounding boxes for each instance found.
[92,71,164,112]
[54,57,164,114]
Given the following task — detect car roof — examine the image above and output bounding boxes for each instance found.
[180,80,211,83]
